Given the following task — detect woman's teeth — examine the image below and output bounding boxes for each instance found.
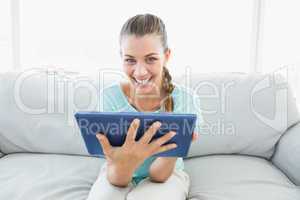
[135,77,152,85]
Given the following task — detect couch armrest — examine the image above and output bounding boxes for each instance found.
[272,122,300,185]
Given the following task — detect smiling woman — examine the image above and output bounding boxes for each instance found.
[119,25,174,112]
[86,14,202,200]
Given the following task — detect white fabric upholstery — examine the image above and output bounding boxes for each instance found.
[272,122,300,185]
[0,70,93,155]
[0,69,300,200]
[1,153,299,200]
[177,72,300,158]
[184,155,300,200]
[0,70,299,159]
[0,153,104,200]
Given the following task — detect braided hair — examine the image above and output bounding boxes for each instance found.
[162,66,175,112]
[120,13,175,112]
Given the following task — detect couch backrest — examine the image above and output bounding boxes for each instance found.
[0,68,133,156]
[0,69,299,159]
[182,72,300,159]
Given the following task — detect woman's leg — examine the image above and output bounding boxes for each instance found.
[126,169,190,200]
[86,162,135,200]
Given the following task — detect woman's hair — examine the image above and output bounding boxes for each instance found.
[119,13,175,112]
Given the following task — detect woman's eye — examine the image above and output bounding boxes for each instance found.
[146,57,157,63]
[125,59,136,64]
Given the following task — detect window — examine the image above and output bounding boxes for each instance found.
[3,0,300,109]
[19,0,253,76]
[0,0,12,72]
[261,0,300,107]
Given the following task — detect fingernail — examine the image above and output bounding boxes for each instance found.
[134,118,140,124]
[96,134,102,140]
[155,121,161,127]
[171,131,176,137]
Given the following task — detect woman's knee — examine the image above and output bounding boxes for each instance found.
[87,163,134,200]
[126,170,190,200]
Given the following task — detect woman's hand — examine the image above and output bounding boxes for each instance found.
[192,132,199,142]
[96,118,177,187]
[149,131,200,183]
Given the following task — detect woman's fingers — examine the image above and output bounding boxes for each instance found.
[149,131,176,148]
[124,118,140,145]
[154,143,177,154]
[96,133,112,157]
[148,131,177,155]
[139,121,161,144]
[192,132,199,142]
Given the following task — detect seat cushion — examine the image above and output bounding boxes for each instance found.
[1,153,299,200]
[0,153,104,200]
[184,155,300,200]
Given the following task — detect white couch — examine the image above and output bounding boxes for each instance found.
[0,69,299,200]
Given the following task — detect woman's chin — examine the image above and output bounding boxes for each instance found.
[134,84,157,95]
[135,86,152,94]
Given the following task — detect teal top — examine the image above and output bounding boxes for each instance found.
[100,82,203,185]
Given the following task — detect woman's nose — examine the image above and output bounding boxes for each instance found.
[133,64,148,77]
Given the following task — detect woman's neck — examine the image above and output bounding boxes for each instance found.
[121,82,167,112]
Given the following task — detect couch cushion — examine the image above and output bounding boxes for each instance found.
[272,122,300,186]
[0,70,89,155]
[0,153,104,200]
[179,72,300,159]
[1,153,298,200]
[184,155,300,200]
[0,69,129,156]
[0,70,299,158]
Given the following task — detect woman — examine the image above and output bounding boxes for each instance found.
[87,13,202,200]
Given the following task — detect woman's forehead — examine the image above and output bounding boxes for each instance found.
[121,35,164,57]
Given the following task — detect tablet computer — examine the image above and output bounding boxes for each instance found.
[74,111,197,158]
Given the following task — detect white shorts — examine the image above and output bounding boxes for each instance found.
[86,162,190,200]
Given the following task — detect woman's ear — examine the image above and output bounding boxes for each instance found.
[164,48,171,64]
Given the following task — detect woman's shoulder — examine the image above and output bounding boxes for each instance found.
[172,83,201,113]
[172,83,195,103]
[101,82,121,96]
[100,82,129,111]
[102,82,127,102]
[172,83,204,130]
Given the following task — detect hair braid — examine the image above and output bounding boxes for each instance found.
[162,66,175,112]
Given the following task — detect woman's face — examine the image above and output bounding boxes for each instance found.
[120,34,170,96]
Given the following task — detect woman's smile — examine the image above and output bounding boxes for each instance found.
[133,76,153,87]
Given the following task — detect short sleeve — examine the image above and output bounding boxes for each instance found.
[175,157,184,170]
[173,85,204,135]
[99,86,117,112]
[189,93,204,134]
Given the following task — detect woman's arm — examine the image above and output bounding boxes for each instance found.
[149,157,177,183]
[149,132,199,182]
